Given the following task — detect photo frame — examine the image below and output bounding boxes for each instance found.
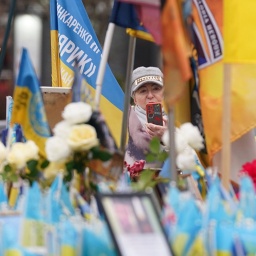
[96,192,173,256]
[41,86,71,130]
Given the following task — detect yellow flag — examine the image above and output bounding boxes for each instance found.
[223,0,256,63]
[192,0,256,161]
[5,250,22,256]
[61,246,76,256]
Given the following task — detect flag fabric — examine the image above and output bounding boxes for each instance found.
[11,48,51,157]
[189,56,209,166]
[223,0,256,63]
[161,0,192,107]
[117,0,162,44]
[192,0,256,162]
[110,1,155,43]
[50,0,124,146]
[71,63,94,105]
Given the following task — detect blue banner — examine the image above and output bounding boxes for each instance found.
[50,0,124,145]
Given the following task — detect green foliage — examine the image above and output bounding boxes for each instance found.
[1,158,50,186]
[40,160,50,169]
[2,164,18,183]
[145,137,168,163]
[22,160,44,185]
[90,146,112,161]
[130,137,170,191]
[4,164,12,173]
[131,169,169,191]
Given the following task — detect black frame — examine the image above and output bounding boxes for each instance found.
[96,191,173,256]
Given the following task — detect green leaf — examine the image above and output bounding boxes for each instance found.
[28,167,39,178]
[26,160,38,171]
[139,169,155,182]
[145,153,157,163]
[4,164,12,173]
[74,161,85,173]
[64,171,73,183]
[66,161,74,173]
[1,172,8,180]
[133,169,156,191]
[89,182,98,192]
[149,137,161,154]
[157,151,168,162]
[90,147,112,161]
[155,177,170,184]
[40,160,50,169]
[10,173,18,182]
[146,180,158,188]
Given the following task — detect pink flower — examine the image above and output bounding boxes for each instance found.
[239,159,256,189]
[124,160,146,180]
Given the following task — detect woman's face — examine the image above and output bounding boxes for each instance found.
[133,83,164,110]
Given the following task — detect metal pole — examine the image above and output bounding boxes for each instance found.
[167,108,177,182]
[94,23,115,110]
[120,36,136,152]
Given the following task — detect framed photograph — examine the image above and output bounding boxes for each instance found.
[96,192,173,256]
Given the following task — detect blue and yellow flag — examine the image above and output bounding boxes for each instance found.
[110,0,154,42]
[50,0,124,146]
[11,48,51,157]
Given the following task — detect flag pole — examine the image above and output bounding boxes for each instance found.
[120,36,136,152]
[221,63,231,190]
[94,23,115,110]
[167,107,177,182]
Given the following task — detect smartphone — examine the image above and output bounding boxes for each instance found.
[146,103,163,126]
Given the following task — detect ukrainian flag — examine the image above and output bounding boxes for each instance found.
[50,0,124,146]
[11,48,51,157]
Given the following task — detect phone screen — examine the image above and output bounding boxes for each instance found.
[146,103,163,126]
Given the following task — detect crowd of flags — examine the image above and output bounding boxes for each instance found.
[2,0,256,254]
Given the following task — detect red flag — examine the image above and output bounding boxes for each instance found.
[118,0,162,44]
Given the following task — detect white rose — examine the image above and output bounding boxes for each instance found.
[0,142,7,164]
[179,123,204,151]
[7,143,26,169]
[45,136,72,162]
[53,120,72,139]
[175,128,189,154]
[68,124,98,151]
[161,130,169,147]
[7,141,39,169]
[62,102,92,124]
[162,128,188,154]
[24,141,39,160]
[176,150,197,171]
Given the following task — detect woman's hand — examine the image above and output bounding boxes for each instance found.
[145,122,167,140]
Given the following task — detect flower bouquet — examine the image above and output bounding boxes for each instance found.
[0,100,124,200]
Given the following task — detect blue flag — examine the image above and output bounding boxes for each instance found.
[50,0,124,146]
[110,0,154,42]
[11,48,51,157]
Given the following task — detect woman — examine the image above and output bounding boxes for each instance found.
[125,66,168,168]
